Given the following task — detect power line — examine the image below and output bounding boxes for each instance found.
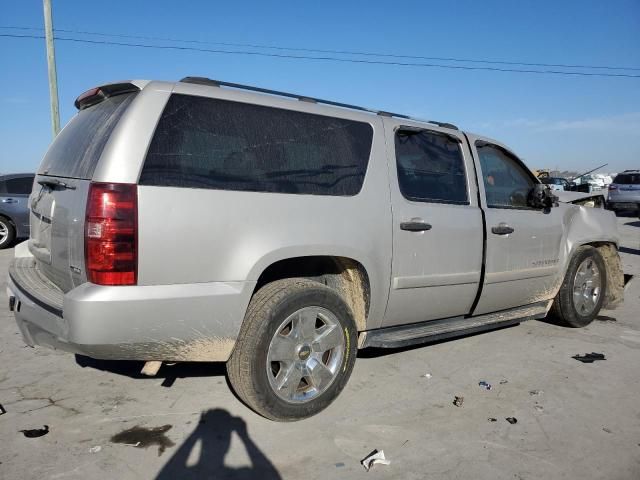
[2,32,640,79]
[2,25,639,72]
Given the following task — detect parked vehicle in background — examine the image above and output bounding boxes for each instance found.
[607,170,640,214]
[0,173,35,249]
[540,177,569,191]
[596,174,613,187]
[578,174,604,191]
[7,78,625,421]
[540,177,592,193]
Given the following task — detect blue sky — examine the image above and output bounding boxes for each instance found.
[1,0,638,174]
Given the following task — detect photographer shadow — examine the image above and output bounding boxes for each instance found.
[156,409,281,480]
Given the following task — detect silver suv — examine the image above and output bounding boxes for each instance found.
[607,170,640,215]
[8,78,624,421]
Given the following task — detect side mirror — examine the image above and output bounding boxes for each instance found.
[528,184,558,209]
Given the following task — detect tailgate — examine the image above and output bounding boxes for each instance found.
[29,179,91,292]
[29,91,137,293]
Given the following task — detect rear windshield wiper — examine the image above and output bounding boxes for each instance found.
[37,178,76,190]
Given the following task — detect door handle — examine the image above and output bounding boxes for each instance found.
[1,198,18,204]
[491,224,514,235]
[400,220,432,232]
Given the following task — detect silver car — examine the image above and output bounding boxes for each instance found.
[607,170,640,214]
[7,78,625,421]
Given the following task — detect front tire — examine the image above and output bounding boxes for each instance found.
[551,246,607,327]
[227,278,358,421]
[0,218,16,249]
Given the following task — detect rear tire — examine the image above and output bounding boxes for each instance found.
[551,246,607,328]
[227,278,358,421]
[0,218,16,249]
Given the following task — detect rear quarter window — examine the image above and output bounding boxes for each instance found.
[139,94,374,196]
[38,93,136,179]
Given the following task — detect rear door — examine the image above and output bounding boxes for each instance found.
[469,136,564,315]
[30,91,138,292]
[382,121,483,327]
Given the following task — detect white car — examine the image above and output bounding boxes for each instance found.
[594,174,613,187]
[579,175,604,190]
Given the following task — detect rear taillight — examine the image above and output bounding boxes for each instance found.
[608,185,617,191]
[85,183,137,286]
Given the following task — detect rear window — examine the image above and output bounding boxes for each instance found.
[139,94,374,196]
[613,173,640,184]
[38,93,136,179]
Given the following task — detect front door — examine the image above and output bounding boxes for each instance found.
[469,137,564,315]
[383,121,483,327]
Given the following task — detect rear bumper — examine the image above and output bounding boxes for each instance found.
[607,200,639,211]
[8,258,255,362]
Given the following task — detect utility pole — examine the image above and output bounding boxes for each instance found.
[43,0,60,137]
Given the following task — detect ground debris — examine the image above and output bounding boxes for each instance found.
[421,373,432,379]
[453,396,464,407]
[499,380,508,385]
[89,445,102,453]
[19,425,49,438]
[361,449,390,471]
[505,417,518,424]
[478,381,492,390]
[488,417,498,422]
[572,352,606,363]
[529,390,543,396]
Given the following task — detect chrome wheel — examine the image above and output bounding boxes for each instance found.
[266,306,345,404]
[572,257,601,316]
[0,222,8,245]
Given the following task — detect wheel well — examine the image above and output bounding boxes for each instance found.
[579,241,624,309]
[0,214,15,226]
[254,256,371,331]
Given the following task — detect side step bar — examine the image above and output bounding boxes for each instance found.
[362,301,550,349]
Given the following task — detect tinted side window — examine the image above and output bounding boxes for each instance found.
[5,176,35,194]
[38,93,136,179]
[394,129,468,204]
[477,143,535,208]
[140,94,374,196]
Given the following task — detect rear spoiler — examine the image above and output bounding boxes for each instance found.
[74,82,140,110]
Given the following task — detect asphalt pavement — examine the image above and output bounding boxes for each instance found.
[0,216,638,479]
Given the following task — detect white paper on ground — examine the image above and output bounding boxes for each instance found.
[361,449,391,471]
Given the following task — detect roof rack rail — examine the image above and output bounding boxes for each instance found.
[179,77,458,130]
